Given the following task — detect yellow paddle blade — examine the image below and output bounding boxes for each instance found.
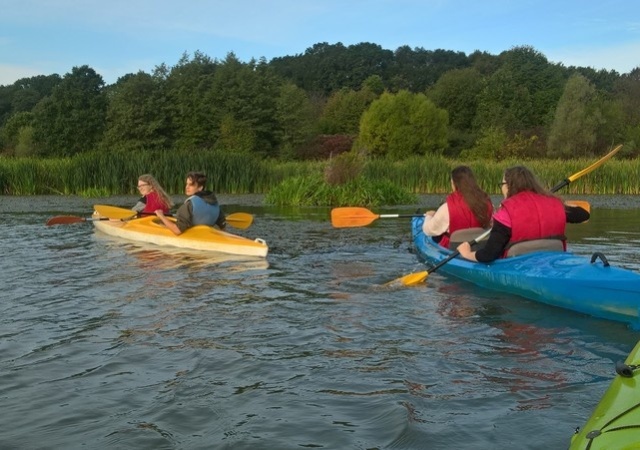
[567,144,622,183]
[385,271,429,287]
[94,204,138,220]
[331,207,380,228]
[226,212,253,229]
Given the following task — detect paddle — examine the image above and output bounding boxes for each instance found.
[390,144,622,287]
[332,201,591,229]
[48,205,254,229]
[46,215,134,226]
[331,207,423,228]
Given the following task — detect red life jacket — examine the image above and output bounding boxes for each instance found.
[141,191,170,214]
[440,191,492,248]
[500,191,566,256]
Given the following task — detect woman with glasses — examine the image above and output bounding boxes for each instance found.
[457,165,590,263]
[422,165,493,248]
[132,174,173,215]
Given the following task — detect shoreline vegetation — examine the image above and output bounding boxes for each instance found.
[1,151,636,206]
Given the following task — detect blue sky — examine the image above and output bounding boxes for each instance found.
[1,0,639,86]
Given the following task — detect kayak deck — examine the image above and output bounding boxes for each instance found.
[93,215,268,258]
[570,340,640,449]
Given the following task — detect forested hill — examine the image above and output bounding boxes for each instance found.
[1,42,638,160]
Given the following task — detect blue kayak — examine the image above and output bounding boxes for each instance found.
[411,217,640,328]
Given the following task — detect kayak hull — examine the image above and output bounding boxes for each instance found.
[570,340,640,449]
[411,217,640,327]
[93,215,268,258]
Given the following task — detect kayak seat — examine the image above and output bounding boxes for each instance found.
[449,227,489,250]
[506,239,564,257]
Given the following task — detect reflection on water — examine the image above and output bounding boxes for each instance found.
[1,196,640,449]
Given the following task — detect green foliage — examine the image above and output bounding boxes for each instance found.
[264,174,416,207]
[0,111,33,153]
[15,126,36,157]
[547,74,600,157]
[324,151,364,185]
[460,127,508,160]
[215,114,256,154]
[358,90,448,158]
[318,87,378,135]
[275,82,317,157]
[427,68,485,131]
[2,152,640,197]
[101,71,170,151]
[0,43,639,163]
[363,155,452,193]
[32,66,107,156]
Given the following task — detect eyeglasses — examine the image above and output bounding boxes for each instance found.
[137,183,149,189]
[498,181,507,187]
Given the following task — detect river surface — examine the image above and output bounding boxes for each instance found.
[2,194,640,450]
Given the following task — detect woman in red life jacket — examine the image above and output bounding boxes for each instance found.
[457,166,590,263]
[132,174,173,215]
[422,165,493,248]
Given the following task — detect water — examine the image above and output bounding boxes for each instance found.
[2,195,640,449]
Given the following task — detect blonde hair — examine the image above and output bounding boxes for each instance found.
[138,174,174,208]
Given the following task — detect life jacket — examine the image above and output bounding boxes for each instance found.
[440,191,492,248]
[500,191,566,257]
[188,195,221,227]
[141,191,170,214]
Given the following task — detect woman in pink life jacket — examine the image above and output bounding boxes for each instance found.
[457,165,590,263]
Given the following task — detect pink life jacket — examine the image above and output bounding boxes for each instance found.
[500,191,566,257]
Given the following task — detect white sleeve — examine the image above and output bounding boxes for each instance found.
[422,203,450,236]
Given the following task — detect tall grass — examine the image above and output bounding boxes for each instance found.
[1,152,639,197]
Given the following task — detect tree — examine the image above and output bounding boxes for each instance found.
[275,82,317,158]
[318,87,377,135]
[164,51,219,149]
[0,111,33,154]
[207,54,281,156]
[101,71,170,151]
[357,90,448,158]
[427,68,485,130]
[547,74,601,157]
[32,65,107,156]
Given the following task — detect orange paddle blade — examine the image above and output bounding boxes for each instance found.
[331,207,380,228]
[564,200,590,214]
[46,216,86,226]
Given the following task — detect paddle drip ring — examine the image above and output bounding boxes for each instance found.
[590,252,610,267]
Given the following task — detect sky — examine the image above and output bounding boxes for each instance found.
[1,0,639,86]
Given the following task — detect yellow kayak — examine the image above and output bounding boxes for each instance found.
[92,208,268,258]
[570,340,640,449]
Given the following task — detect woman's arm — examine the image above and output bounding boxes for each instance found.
[422,203,450,236]
[457,221,511,263]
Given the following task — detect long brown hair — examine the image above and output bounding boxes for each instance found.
[138,174,174,209]
[451,165,492,227]
[503,166,553,198]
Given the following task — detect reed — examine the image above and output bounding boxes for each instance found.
[1,152,639,197]
[264,175,417,207]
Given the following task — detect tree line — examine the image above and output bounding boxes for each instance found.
[0,42,638,161]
